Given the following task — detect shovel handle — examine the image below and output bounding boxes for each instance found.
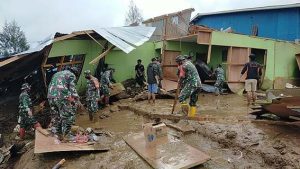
[171,82,180,114]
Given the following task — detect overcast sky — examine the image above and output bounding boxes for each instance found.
[0,0,299,44]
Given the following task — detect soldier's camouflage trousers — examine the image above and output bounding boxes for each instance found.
[214,78,224,94]
[49,98,76,136]
[100,85,110,97]
[178,85,201,106]
[19,111,38,130]
[87,98,98,114]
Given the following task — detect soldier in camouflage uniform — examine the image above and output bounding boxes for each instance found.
[18,83,41,139]
[176,55,202,117]
[84,70,100,121]
[100,68,114,107]
[214,64,225,95]
[47,67,81,139]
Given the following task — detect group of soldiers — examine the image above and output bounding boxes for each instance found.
[17,54,225,140]
[17,67,114,140]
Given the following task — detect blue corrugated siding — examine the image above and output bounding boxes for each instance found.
[193,8,300,41]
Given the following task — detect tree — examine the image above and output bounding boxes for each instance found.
[0,20,30,57]
[125,0,143,26]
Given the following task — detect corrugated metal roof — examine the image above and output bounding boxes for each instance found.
[16,34,54,56]
[94,26,155,53]
[13,26,155,57]
[191,3,300,22]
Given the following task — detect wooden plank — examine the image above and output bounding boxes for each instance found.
[166,123,195,135]
[53,30,94,42]
[58,56,65,71]
[85,31,104,48]
[227,47,249,93]
[0,55,24,67]
[207,44,212,64]
[89,45,115,64]
[43,61,83,68]
[197,32,211,44]
[163,51,181,80]
[161,79,178,91]
[124,132,210,169]
[34,130,110,154]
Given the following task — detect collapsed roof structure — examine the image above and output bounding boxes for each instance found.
[0,26,155,95]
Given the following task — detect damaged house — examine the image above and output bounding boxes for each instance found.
[0,26,156,96]
[1,5,300,97]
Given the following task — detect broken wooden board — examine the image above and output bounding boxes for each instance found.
[109,83,125,96]
[166,123,195,135]
[124,132,210,169]
[34,130,109,154]
[161,79,178,91]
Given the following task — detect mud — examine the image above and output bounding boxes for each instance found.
[6,94,300,168]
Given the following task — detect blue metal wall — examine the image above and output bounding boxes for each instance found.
[192,8,300,41]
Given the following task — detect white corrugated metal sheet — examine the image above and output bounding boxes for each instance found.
[94,26,155,53]
[16,34,54,56]
[13,26,155,56]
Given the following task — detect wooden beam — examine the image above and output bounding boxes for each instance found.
[53,34,78,42]
[43,61,83,68]
[84,31,104,48]
[58,56,65,71]
[206,32,212,64]
[89,45,115,64]
[207,45,212,64]
[53,30,94,42]
[0,55,25,67]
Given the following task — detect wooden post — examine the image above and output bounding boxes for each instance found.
[58,56,65,71]
[206,32,212,64]
[85,31,104,48]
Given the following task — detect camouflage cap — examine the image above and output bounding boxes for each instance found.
[21,83,30,90]
[84,70,91,76]
[175,55,186,62]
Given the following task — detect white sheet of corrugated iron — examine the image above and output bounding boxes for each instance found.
[95,26,155,53]
[16,34,54,56]
[13,26,155,57]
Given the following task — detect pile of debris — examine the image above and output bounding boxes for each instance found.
[251,88,300,122]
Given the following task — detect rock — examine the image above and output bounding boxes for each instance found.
[115,92,130,100]
[273,140,286,150]
[89,153,95,160]
[225,131,237,139]
[110,105,120,113]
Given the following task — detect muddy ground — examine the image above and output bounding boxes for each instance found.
[1,94,300,169]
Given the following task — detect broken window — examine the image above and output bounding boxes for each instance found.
[171,16,179,25]
[42,54,85,85]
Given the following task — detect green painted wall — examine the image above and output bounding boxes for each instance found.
[48,40,102,93]
[165,41,208,61]
[274,42,300,78]
[211,31,300,88]
[105,42,156,82]
[46,31,300,92]
[211,31,275,82]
